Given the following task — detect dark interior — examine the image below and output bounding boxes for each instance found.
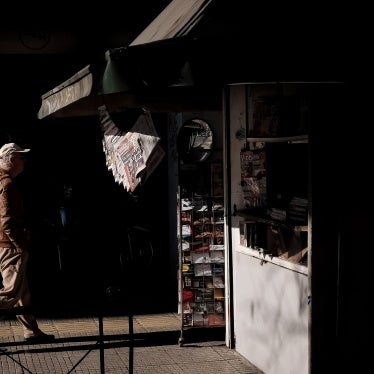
[1,63,176,314]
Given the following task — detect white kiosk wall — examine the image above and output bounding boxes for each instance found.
[227,84,309,374]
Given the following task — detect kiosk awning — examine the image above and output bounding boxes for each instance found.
[37,0,218,119]
[37,0,344,119]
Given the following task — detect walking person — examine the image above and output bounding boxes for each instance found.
[0,142,54,343]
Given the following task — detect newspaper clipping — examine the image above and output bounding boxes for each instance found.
[98,105,165,192]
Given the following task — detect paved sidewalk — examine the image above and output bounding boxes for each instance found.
[0,313,264,374]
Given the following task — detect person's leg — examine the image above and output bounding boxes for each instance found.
[0,247,51,339]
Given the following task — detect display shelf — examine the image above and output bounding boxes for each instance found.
[177,163,225,345]
[238,130,309,266]
[236,208,307,231]
[246,135,308,143]
[237,209,308,266]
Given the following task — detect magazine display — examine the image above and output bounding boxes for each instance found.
[240,142,267,208]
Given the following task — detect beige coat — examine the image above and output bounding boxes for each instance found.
[0,168,29,251]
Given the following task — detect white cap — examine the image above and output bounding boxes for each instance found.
[0,142,31,158]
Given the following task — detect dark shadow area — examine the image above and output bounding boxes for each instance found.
[23,114,176,317]
[0,327,225,350]
[0,57,178,315]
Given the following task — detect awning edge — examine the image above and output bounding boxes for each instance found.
[37,72,93,119]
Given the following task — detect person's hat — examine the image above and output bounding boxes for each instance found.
[0,143,31,158]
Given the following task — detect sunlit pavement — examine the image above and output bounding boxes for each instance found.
[0,313,264,374]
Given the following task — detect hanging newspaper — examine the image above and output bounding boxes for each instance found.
[98,105,165,192]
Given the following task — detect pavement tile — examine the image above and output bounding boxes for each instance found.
[0,313,264,374]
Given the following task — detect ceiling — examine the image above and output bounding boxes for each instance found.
[0,1,171,55]
[0,0,173,141]
[0,0,345,120]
